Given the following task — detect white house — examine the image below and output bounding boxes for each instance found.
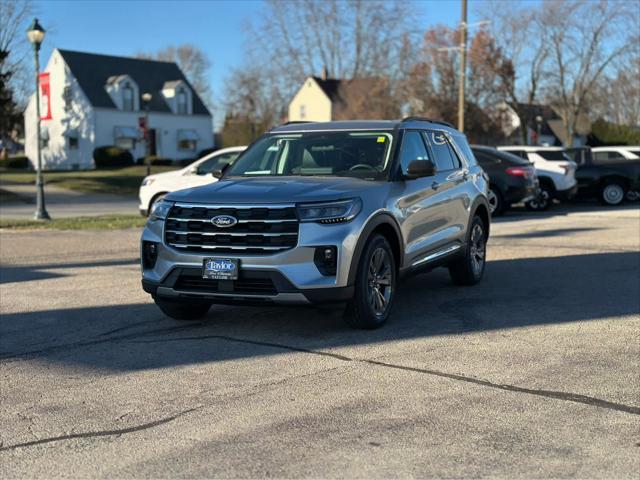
[24,49,214,170]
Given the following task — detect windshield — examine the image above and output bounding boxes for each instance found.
[227,131,395,180]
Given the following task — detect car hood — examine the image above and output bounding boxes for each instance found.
[165,176,386,204]
[145,169,185,182]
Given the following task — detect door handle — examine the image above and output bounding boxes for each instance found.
[447,170,469,182]
[431,181,440,190]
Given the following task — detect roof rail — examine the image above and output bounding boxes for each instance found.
[401,116,456,129]
[274,120,317,128]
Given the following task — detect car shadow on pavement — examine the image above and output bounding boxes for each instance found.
[0,258,139,284]
[1,251,639,372]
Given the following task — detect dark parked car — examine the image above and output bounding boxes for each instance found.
[471,146,538,215]
[566,147,640,205]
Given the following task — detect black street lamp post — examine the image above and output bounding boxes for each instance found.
[27,18,50,220]
[142,92,152,177]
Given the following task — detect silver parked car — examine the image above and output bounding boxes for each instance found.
[141,118,491,329]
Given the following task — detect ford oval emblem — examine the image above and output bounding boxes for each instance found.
[211,215,238,228]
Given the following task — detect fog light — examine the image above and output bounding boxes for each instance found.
[314,246,337,276]
[142,241,158,269]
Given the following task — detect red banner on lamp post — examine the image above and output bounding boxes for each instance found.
[39,73,52,120]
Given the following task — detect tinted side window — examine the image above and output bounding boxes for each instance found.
[426,131,457,171]
[593,151,626,165]
[399,131,430,174]
[537,150,571,162]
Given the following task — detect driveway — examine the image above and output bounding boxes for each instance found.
[0,205,639,478]
[0,182,138,219]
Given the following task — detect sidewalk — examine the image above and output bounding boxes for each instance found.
[0,181,139,219]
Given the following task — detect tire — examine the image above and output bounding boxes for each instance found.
[448,215,487,286]
[525,187,552,211]
[148,193,168,216]
[154,297,211,321]
[600,181,626,206]
[344,234,397,329]
[487,186,505,216]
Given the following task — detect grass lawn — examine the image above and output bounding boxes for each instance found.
[0,166,177,197]
[0,215,147,230]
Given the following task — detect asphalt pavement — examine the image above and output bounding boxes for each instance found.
[0,182,138,219]
[0,205,639,478]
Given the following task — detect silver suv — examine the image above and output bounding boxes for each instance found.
[141,118,491,329]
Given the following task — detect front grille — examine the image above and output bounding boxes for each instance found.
[174,275,278,296]
[165,204,299,254]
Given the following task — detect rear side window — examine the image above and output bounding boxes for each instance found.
[399,130,430,175]
[537,150,572,162]
[593,151,627,164]
[473,150,498,165]
[425,131,461,171]
[504,149,527,159]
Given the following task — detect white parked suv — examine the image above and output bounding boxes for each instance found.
[139,146,246,215]
[497,146,578,210]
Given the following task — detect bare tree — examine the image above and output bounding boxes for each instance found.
[137,44,213,109]
[401,25,507,141]
[542,0,638,145]
[480,1,549,144]
[0,0,33,107]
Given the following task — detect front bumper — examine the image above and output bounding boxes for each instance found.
[142,268,354,306]
[141,211,367,305]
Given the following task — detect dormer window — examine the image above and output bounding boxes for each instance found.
[123,82,134,111]
[177,87,187,114]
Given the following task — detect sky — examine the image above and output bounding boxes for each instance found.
[33,0,485,126]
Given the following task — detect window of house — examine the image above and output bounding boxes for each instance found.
[116,137,135,150]
[123,82,134,111]
[178,139,196,151]
[177,88,187,114]
[40,127,49,149]
[68,136,79,150]
[299,105,306,119]
[63,86,72,112]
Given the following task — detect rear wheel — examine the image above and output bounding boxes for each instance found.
[345,234,396,329]
[525,187,551,211]
[154,297,211,321]
[449,215,487,286]
[600,181,626,206]
[487,186,505,216]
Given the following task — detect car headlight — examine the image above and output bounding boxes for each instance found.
[141,177,155,186]
[297,198,362,224]
[149,200,173,221]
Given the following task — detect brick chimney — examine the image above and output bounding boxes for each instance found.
[321,65,328,80]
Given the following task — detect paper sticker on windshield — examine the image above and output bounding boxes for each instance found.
[377,136,386,143]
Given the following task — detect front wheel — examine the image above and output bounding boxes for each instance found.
[154,297,211,321]
[449,216,487,286]
[345,234,397,329]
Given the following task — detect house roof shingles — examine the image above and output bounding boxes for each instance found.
[57,49,210,116]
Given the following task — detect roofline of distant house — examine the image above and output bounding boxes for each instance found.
[55,48,178,65]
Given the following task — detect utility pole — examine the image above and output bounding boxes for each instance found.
[458,0,468,132]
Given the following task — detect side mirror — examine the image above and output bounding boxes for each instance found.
[211,162,230,179]
[406,159,436,179]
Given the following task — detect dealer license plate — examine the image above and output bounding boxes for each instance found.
[202,258,239,280]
